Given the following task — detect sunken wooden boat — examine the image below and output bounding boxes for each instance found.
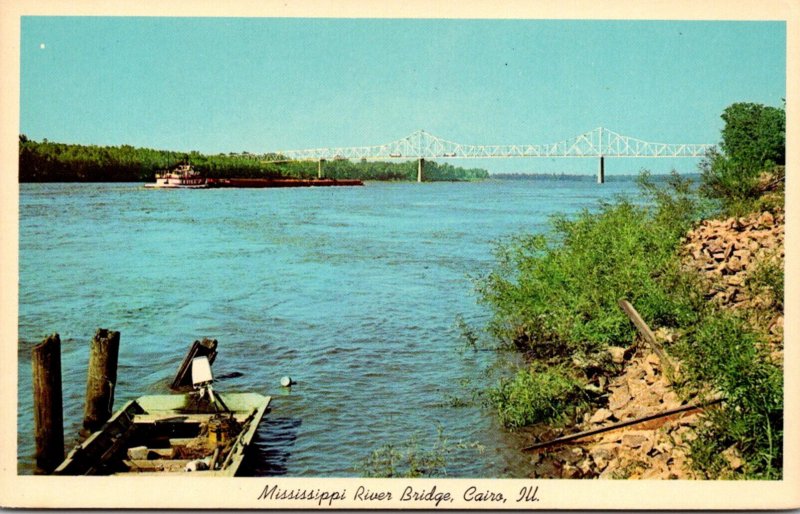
[54,392,270,476]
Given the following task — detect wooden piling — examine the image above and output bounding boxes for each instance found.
[171,338,218,391]
[32,333,64,474]
[83,328,120,433]
[597,155,605,184]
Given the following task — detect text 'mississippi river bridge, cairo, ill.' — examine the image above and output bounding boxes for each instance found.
[265,127,716,183]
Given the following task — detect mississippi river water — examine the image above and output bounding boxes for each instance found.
[18,177,643,476]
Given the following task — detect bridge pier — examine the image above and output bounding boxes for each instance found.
[597,155,605,184]
[417,158,424,183]
[318,159,325,179]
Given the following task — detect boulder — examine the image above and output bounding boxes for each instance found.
[589,408,614,424]
[622,431,650,449]
[589,445,615,471]
[608,346,626,364]
[759,211,775,228]
[722,445,743,470]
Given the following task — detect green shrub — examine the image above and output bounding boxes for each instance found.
[746,253,784,312]
[477,173,704,363]
[674,313,783,478]
[488,365,585,429]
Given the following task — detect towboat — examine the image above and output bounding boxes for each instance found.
[144,164,207,189]
[54,357,270,476]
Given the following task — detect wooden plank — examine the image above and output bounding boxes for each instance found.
[617,299,674,377]
[168,438,197,446]
[122,459,193,472]
[133,413,248,424]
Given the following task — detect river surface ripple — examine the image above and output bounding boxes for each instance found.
[18,178,641,476]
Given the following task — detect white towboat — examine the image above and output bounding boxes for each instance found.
[145,164,207,189]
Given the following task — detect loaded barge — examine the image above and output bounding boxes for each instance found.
[207,177,363,188]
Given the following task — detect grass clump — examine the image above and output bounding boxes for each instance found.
[674,313,783,478]
[746,252,784,312]
[488,364,585,429]
[358,426,484,478]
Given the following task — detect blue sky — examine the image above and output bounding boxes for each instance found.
[20,18,786,174]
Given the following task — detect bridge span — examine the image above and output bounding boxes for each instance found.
[267,127,715,184]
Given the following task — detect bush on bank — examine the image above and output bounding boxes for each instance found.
[673,313,783,479]
[488,364,586,429]
[477,173,705,366]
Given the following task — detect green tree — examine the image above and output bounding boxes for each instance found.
[700,102,785,212]
[719,102,785,169]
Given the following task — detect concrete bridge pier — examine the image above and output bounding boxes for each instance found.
[597,155,605,184]
[417,158,424,183]
[318,159,325,179]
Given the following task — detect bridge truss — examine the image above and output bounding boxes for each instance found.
[270,127,715,161]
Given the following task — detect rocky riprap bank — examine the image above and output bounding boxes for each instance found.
[682,209,784,352]
[527,210,784,479]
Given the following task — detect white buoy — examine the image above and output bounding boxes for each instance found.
[280,376,293,387]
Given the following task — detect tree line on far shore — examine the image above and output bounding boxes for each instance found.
[18,136,489,183]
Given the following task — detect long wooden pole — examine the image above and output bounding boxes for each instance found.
[82,328,120,433]
[32,333,64,473]
[522,398,723,452]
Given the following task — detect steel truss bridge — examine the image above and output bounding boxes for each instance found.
[267,127,715,183]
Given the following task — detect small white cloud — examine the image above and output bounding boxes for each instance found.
[39,43,45,50]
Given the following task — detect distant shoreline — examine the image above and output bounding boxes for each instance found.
[18,136,489,183]
[490,172,702,180]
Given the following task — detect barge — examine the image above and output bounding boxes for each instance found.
[206,177,363,188]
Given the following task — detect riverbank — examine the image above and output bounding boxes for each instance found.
[522,208,784,479]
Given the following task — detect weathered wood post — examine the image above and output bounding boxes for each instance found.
[417,158,424,183]
[32,333,64,474]
[318,159,325,179]
[82,328,120,433]
[618,299,674,381]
